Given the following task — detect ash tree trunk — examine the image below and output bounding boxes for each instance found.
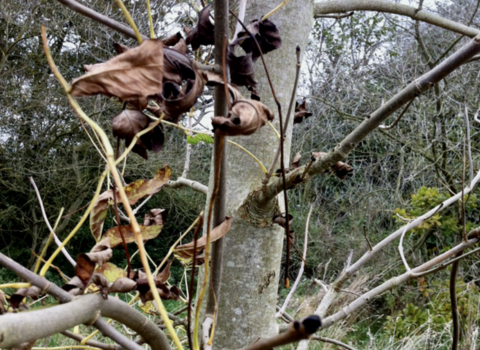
[205,1,314,348]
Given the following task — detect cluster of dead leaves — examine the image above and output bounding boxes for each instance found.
[90,166,171,241]
[71,33,205,159]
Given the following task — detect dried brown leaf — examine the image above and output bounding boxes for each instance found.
[175,217,232,258]
[123,166,172,205]
[104,224,163,248]
[292,152,301,168]
[162,32,183,47]
[9,286,42,309]
[227,48,258,88]
[233,19,282,62]
[109,277,137,293]
[91,272,110,298]
[75,254,95,286]
[311,152,354,180]
[86,237,113,266]
[172,38,188,54]
[212,100,274,136]
[185,4,214,51]
[155,260,172,284]
[61,276,84,296]
[294,100,313,124]
[71,39,165,109]
[89,190,113,241]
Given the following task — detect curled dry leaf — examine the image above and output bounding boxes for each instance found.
[124,166,172,205]
[91,273,110,298]
[172,38,188,54]
[9,286,42,310]
[233,18,282,62]
[212,99,274,136]
[294,100,313,124]
[162,31,183,47]
[90,189,113,241]
[89,166,170,241]
[86,237,113,266]
[142,285,180,303]
[204,71,244,102]
[273,213,293,229]
[311,152,354,180]
[155,260,172,284]
[112,109,164,159]
[71,39,165,110]
[227,48,258,88]
[175,217,233,259]
[109,277,137,293]
[185,4,215,51]
[61,276,84,296]
[75,254,96,286]
[104,224,163,248]
[160,64,207,124]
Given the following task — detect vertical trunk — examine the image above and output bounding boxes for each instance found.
[205,2,314,348]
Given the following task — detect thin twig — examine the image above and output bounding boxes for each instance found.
[276,202,314,317]
[29,177,76,266]
[187,215,203,350]
[378,98,414,130]
[265,46,302,182]
[399,225,412,272]
[464,100,474,186]
[315,12,354,19]
[363,227,373,251]
[113,137,131,276]
[450,253,461,350]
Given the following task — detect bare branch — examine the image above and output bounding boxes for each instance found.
[314,0,480,38]
[29,177,76,266]
[55,0,148,41]
[165,177,208,194]
[258,33,480,203]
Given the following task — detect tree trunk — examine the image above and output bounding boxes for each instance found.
[205,2,314,348]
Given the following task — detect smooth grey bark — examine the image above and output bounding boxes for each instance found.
[314,0,480,38]
[203,1,314,349]
[0,294,102,349]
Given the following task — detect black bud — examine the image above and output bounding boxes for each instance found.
[302,315,321,334]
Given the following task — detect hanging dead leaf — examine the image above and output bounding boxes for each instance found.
[104,224,163,248]
[90,189,113,241]
[227,48,258,88]
[71,39,165,109]
[124,166,172,205]
[96,262,127,283]
[292,152,301,168]
[113,42,130,54]
[162,32,183,47]
[160,65,207,124]
[155,260,172,284]
[91,273,110,298]
[140,122,165,154]
[273,213,293,229]
[172,38,188,54]
[175,217,232,258]
[86,237,112,266]
[204,71,244,102]
[109,277,137,293]
[142,285,180,303]
[9,286,41,310]
[212,99,274,136]
[112,109,148,141]
[61,276,84,296]
[185,4,214,51]
[233,19,282,62]
[75,254,95,286]
[311,152,354,180]
[149,208,167,226]
[294,100,313,124]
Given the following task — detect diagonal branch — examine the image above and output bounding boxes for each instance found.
[256,33,480,204]
[314,0,479,38]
